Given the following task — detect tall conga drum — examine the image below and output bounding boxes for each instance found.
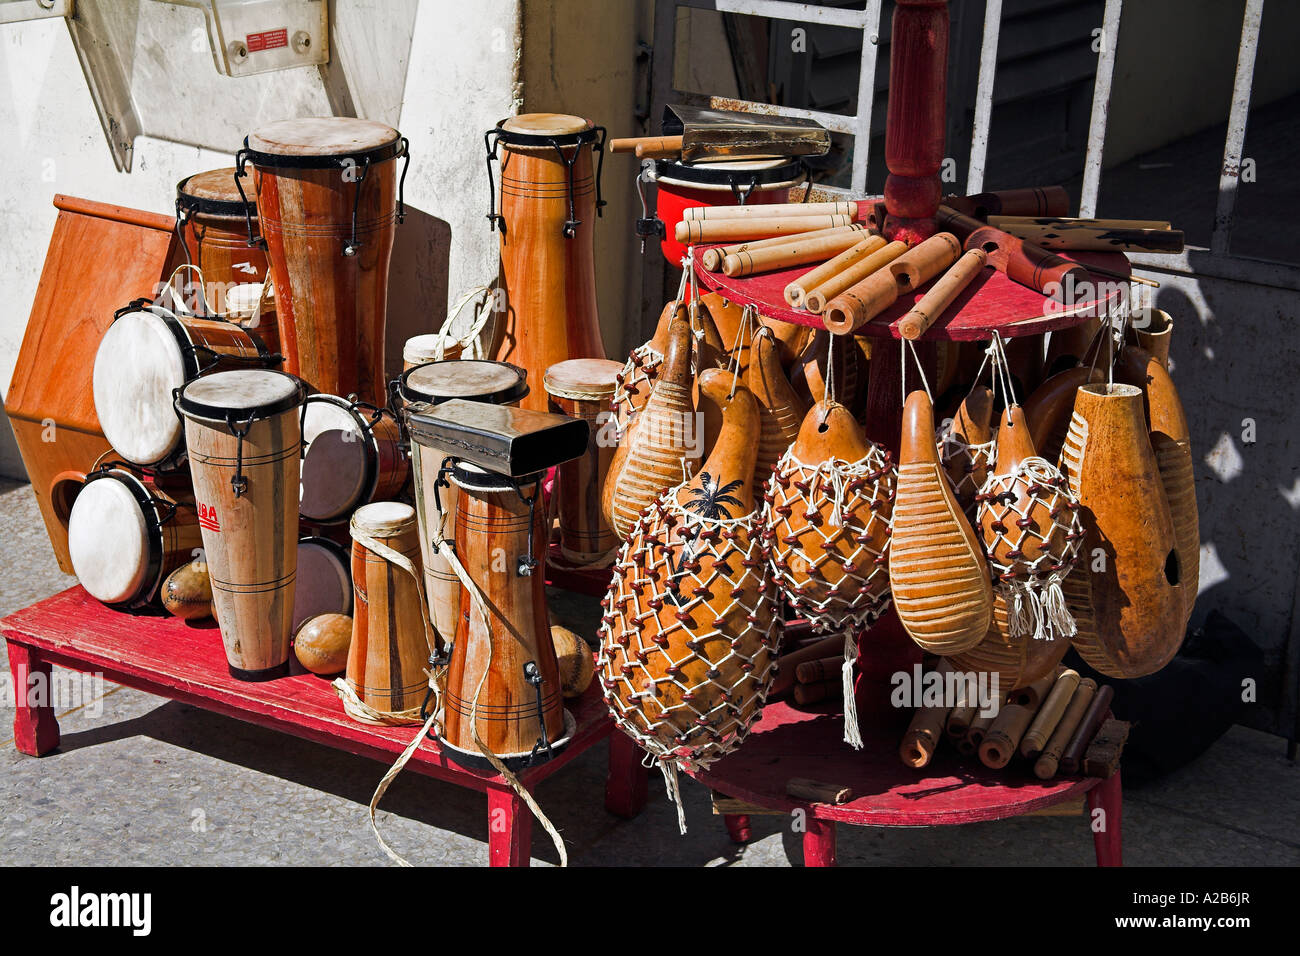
[543,358,621,566]
[344,502,431,722]
[239,118,409,404]
[438,463,568,769]
[175,168,269,319]
[176,369,306,680]
[397,359,528,647]
[486,113,607,411]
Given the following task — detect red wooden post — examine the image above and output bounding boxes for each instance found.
[1088,772,1123,867]
[7,641,60,756]
[604,729,649,818]
[803,817,837,867]
[883,0,950,245]
[724,813,753,844]
[487,786,532,867]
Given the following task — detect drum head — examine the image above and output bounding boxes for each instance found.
[94,310,187,465]
[247,117,399,157]
[177,369,303,421]
[401,359,528,406]
[178,168,251,213]
[655,157,803,191]
[292,538,353,633]
[68,476,152,605]
[300,399,370,521]
[543,358,622,400]
[351,501,416,535]
[402,333,461,367]
[502,113,589,137]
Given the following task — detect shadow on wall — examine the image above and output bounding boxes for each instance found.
[0,406,25,481]
[384,204,451,382]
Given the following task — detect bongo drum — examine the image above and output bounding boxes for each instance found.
[543,358,621,566]
[403,333,463,370]
[238,118,409,404]
[176,369,306,681]
[346,502,431,720]
[93,301,277,469]
[650,157,808,265]
[438,463,569,770]
[299,394,409,524]
[396,359,528,646]
[486,113,607,411]
[293,536,352,634]
[175,168,268,316]
[67,464,202,611]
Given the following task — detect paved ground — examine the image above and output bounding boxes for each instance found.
[1,479,1296,866]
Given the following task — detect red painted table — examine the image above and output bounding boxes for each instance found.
[2,586,648,867]
[691,697,1122,867]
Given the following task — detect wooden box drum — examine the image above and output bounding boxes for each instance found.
[67,465,202,611]
[175,369,307,681]
[293,536,353,634]
[175,168,268,316]
[650,157,807,265]
[397,359,529,646]
[299,394,409,524]
[486,114,607,411]
[93,302,277,468]
[543,358,623,566]
[438,464,569,770]
[346,502,431,721]
[238,118,409,405]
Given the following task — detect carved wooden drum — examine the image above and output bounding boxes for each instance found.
[176,369,306,680]
[175,168,268,318]
[299,394,409,524]
[67,464,202,611]
[239,117,409,404]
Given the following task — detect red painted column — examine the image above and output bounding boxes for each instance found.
[487,787,532,867]
[1088,772,1124,866]
[803,817,838,867]
[604,729,650,819]
[7,641,60,756]
[883,0,950,245]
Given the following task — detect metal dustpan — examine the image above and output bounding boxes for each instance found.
[662,104,831,163]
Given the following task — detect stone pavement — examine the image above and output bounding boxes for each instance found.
[1,479,1296,866]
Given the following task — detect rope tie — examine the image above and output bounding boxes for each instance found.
[841,627,863,749]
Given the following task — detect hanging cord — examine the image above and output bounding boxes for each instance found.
[429,285,496,360]
[161,263,220,319]
[987,331,1018,410]
[826,330,841,406]
[727,305,758,398]
[899,337,934,405]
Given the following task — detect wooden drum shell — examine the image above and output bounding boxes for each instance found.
[176,168,269,316]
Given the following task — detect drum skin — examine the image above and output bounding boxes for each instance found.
[347,503,430,715]
[441,471,565,761]
[299,395,408,523]
[493,115,605,412]
[1058,383,1186,677]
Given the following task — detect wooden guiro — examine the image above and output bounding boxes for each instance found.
[703,224,865,273]
[802,240,907,314]
[723,229,877,278]
[783,235,886,308]
[897,248,988,339]
[675,214,853,245]
[822,232,961,334]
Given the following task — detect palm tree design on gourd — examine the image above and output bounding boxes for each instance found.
[664,472,744,607]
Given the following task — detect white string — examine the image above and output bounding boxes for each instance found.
[826,331,839,406]
[899,337,934,404]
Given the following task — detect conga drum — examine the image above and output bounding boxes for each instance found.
[67,464,202,611]
[486,113,607,411]
[651,157,808,265]
[438,463,568,770]
[175,168,268,317]
[175,369,306,680]
[299,394,409,525]
[239,118,409,404]
[93,301,278,469]
[293,536,352,634]
[543,358,621,566]
[396,359,528,646]
[346,502,431,721]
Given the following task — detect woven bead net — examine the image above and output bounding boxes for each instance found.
[936,422,996,518]
[611,343,663,439]
[597,495,780,827]
[975,456,1084,642]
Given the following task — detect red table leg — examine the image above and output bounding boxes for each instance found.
[487,786,532,867]
[7,641,60,756]
[1087,772,1123,867]
[604,729,649,819]
[724,814,753,844]
[803,818,837,867]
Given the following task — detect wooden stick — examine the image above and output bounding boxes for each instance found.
[684,200,859,222]
[786,777,855,805]
[1083,262,1160,288]
[633,135,684,159]
[1059,684,1114,775]
[1010,670,1058,711]
[794,677,841,706]
[1019,669,1081,758]
[771,632,846,696]
[802,240,908,313]
[898,247,987,339]
[899,661,955,769]
[978,703,1037,769]
[989,216,1172,231]
[722,230,879,278]
[1083,718,1131,778]
[675,215,852,245]
[1033,678,1097,779]
[702,224,866,272]
[945,704,978,739]
[795,655,847,685]
[783,235,887,307]
[965,711,996,750]
[988,222,1185,253]
[822,232,962,334]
